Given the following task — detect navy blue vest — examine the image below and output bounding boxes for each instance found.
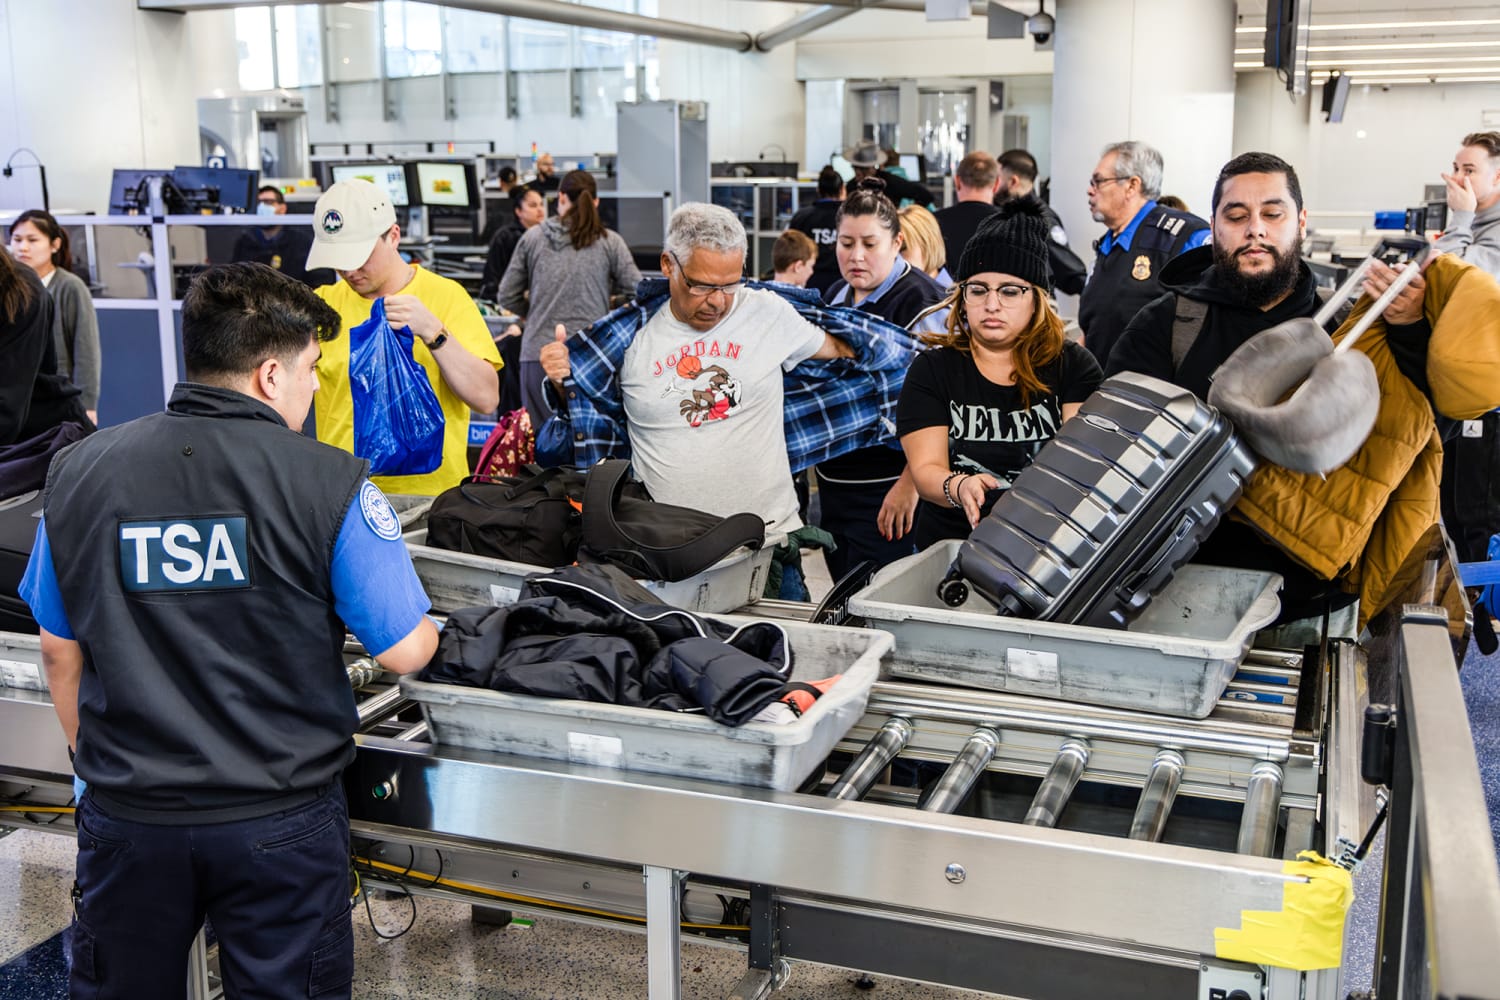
[44,383,368,823]
[1079,204,1208,368]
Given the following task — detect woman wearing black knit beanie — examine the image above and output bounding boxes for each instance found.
[896,199,1105,546]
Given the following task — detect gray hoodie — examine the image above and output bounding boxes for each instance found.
[1434,199,1500,278]
[498,217,642,361]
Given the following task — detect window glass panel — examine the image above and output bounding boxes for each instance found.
[445,8,505,73]
[327,1,381,82]
[577,67,634,118]
[273,5,322,89]
[576,0,634,69]
[509,17,571,71]
[234,7,275,92]
[384,0,444,78]
[514,70,570,116]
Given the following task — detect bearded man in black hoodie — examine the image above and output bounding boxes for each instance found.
[1106,150,1433,624]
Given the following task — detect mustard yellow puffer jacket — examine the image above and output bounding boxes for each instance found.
[1232,254,1500,627]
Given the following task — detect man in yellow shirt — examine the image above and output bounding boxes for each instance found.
[306,180,501,495]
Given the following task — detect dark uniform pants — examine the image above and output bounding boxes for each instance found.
[814,472,919,581]
[71,785,354,1000]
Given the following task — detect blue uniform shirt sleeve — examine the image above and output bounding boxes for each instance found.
[18,518,74,640]
[1183,228,1211,252]
[331,481,432,655]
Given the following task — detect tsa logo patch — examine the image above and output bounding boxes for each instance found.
[321,209,344,236]
[118,516,251,593]
[359,481,402,541]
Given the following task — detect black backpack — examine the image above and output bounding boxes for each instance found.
[426,467,586,567]
[426,462,768,582]
[578,460,767,582]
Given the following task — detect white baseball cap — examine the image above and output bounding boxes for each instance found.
[306,180,398,272]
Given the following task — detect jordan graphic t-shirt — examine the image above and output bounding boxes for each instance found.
[620,289,826,531]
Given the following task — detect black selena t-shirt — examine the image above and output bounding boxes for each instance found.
[896,340,1103,545]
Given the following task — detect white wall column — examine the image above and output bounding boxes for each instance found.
[1050,0,1236,256]
[0,0,204,213]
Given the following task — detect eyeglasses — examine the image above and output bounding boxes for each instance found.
[962,282,1033,304]
[1088,175,1131,190]
[668,252,745,298]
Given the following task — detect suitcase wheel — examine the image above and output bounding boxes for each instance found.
[937,576,969,608]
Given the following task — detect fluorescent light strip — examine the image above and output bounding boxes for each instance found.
[1237,40,1500,55]
[1308,55,1500,66]
[1363,76,1500,84]
[1320,65,1500,76]
[1237,19,1500,33]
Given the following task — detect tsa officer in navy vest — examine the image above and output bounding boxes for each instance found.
[19,262,439,1000]
[1077,140,1209,368]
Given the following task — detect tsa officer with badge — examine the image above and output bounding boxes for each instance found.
[19,262,439,1000]
[1077,140,1209,369]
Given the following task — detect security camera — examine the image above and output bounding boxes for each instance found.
[1027,12,1054,45]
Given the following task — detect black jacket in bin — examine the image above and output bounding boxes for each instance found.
[422,564,806,726]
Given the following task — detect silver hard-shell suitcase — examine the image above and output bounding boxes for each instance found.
[939,372,1255,629]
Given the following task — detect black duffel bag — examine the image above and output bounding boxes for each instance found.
[579,460,766,582]
[426,466,586,566]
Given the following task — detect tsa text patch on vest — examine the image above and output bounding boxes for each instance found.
[118,517,252,593]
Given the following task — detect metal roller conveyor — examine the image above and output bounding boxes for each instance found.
[356,685,408,728]
[921,727,999,814]
[1236,761,1285,857]
[394,720,430,742]
[347,657,381,690]
[1129,749,1186,842]
[826,717,913,801]
[1024,739,1090,828]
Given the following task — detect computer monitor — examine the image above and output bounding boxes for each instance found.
[172,166,260,212]
[330,162,412,207]
[897,153,925,183]
[108,169,164,214]
[412,161,477,209]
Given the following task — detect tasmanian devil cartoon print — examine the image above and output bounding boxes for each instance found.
[676,358,742,427]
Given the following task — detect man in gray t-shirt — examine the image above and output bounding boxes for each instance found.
[540,204,852,531]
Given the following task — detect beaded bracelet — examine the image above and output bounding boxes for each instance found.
[942,472,967,508]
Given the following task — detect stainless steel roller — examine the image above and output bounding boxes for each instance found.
[827,717,914,801]
[356,685,409,728]
[1024,739,1090,828]
[921,727,999,814]
[1236,761,1285,857]
[347,657,381,690]
[1130,749,1185,842]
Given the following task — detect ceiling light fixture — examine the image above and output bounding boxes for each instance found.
[1236,18,1500,33]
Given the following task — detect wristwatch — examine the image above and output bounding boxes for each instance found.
[427,330,449,350]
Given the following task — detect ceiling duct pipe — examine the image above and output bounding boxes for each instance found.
[754,2,871,51]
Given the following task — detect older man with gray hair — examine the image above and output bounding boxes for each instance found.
[1078,139,1209,367]
[540,203,856,535]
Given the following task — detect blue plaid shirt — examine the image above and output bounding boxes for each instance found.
[542,279,919,473]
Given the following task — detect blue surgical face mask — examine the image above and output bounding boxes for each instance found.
[256,202,279,217]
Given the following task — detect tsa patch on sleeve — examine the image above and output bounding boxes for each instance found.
[359,481,402,541]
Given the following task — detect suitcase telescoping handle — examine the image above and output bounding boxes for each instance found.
[1315,236,1431,355]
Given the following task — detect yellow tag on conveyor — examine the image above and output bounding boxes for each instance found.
[1213,851,1354,971]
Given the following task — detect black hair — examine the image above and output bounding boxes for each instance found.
[182,263,341,383]
[0,246,34,322]
[998,149,1038,182]
[559,170,606,250]
[257,184,285,205]
[817,165,844,198]
[1211,152,1304,215]
[512,185,542,219]
[499,166,518,185]
[835,177,901,239]
[10,209,72,272]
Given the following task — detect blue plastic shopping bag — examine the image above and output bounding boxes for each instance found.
[348,297,446,477]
